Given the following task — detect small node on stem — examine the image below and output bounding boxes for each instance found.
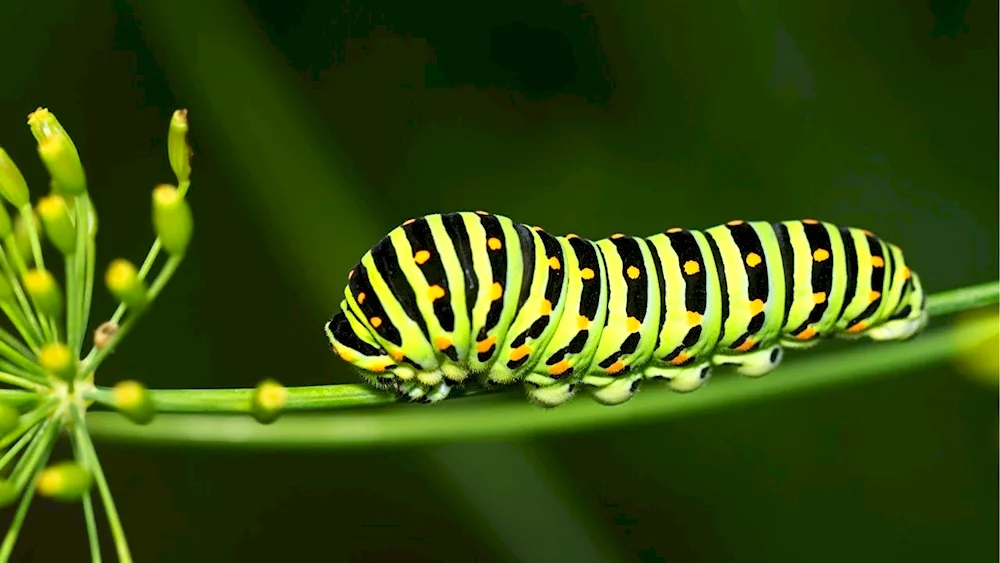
[0,403,19,436]
[27,108,86,196]
[93,321,119,350]
[36,194,75,255]
[23,268,61,317]
[168,109,191,184]
[153,184,193,255]
[0,148,30,207]
[251,379,287,424]
[112,380,155,424]
[40,343,76,381]
[37,461,92,502]
[105,259,148,311]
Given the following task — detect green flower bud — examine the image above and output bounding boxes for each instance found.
[39,343,76,381]
[105,259,148,311]
[0,403,19,436]
[27,108,86,196]
[112,380,155,424]
[251,379,287,424]
[0,148,30,207]
[36,195,75,255]
[0,204,12,239]
[0,480,17,508]
[153,184,193,255]
[37,461,91,502]
[168,109,191,184]
[23,268,61,318]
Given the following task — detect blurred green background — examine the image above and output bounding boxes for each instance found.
[1,0,997,561]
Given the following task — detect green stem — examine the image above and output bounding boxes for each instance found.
[69,426,103,563]
[0,456,45,562]
[72,405,132,563]
[85,300,997,449]
[0,244,44,348]
[0,372,46,393]
[0,341,44,382]
[80,211,96,353]
[67,194,90,356]
[0,424,40,472]
[0,304,39,354]
[0,400,56,449]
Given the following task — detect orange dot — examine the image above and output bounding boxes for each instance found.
[476,335,497,353]
[683,260,700,275]
[357,292,366,304]
[727,220,744,226]
[795,326,817,340]
[414,250,431,265]
[749,299,764,315]
[869,290,881,302]
[402,218,416,226]
[487,237,502,251]
[802,219,819,225]
[510,344,531,361]
[540,299,553,315]
[734,338,755,353]
[669,352,691,366]
[605,360,626,374]
[368,360,389,373]
[871,256,884,268]
[370,317,383,328]
[626,317,641,332]
[580,267,595,280]
[348,269,355,280]
[390,349,405,361]
[846,321,868,334]
[813,292,827,304]
[548,360,572,376]
[577,315,590,329]
[566,233,579,239]
[337,349,357,362]
[626,266,640,279]
[548,256,561,270]
[611,233,625,239]
[475,210,489,215]
[666,227,683,234]
[813,248,830,262]
[745,252,762,268]
[490,282,503,301]
[532,225,544,232]
[428,285,446,300]
[434,335,452,350]
[687,311,702,327]
[903,267,911,280]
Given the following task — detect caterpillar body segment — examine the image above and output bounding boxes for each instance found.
[326,212,928,407]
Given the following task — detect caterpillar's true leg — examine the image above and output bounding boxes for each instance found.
[524,374,579,407]
[714,344,784,377]
[644,362,713,392]
[584,373,644,405]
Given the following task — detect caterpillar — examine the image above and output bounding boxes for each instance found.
[325,212,928,407]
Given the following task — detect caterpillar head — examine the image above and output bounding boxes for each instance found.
[325,306,398,382]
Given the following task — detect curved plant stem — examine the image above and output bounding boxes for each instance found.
[84,283,998,449]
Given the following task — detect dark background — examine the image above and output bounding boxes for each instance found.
[0,0,997,561]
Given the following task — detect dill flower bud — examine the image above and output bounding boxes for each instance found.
[105,259,148,311]
[0,403,18,436]
[168,109,191,184]
[40,343,76,381]
[23,268,62,317]
[251,378,287,424]
[152,184,193,255]
[0,148,30,207]
[112,380,155,424]
[27,108,86,196]
[36,195,75,255]
[37,461,92,502]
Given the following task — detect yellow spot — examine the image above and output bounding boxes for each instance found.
[683,260,700,275]
[491,282,503,301]
[348,269,354,280]
[813,248,830,262]
[903,267,911,280]
[871,256,885,268]
[727,220,744,226]
[338,349,357,363]
[803,219,819,225]
[577,315,590,329]
[687,311,702,327]
[402,218,416,226]
[669,352,690,366]
[745,252,762,267]
[548,256,561,270]
[667,227,683,233]
[390,349,405,361]
[370,317,383,328]
[813,292,827,304]
[846,321,868,334]
[540,299,553,315]
[566,233,579,239]
[532,225,544,232]
[749,299,764,315]
[476,335,497,353]
[548,360,572,376]
[626,266,640,279]
[487,237,502,250]
[734,339,756,353]
[357,292,366,304]
[605,360,626,374]
[475,210,489,215]
[869,290,881,302]
[580,267,595,280]
[510,344,531,361]
[611,233,625,239]
[435,335,452,350]
[428,285,446,301]
[862,229,874,237]
[626,317,641,332]
[414,250,431,265]
[795,326,817,340]
[368,360,391,373]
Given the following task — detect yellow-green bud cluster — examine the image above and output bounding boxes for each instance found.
[251,379,287,424]
[153,184,193,255]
